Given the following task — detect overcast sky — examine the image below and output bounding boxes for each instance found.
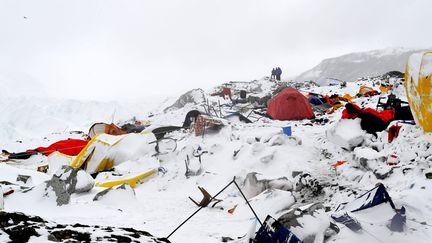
[0,0,431,100]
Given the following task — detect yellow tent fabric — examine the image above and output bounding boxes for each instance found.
[379,85,392,93]
[47,151,74,174]
[405,52,432,132]
[70,133,156,174]
[95,169,156,188]
[358,85,376,95]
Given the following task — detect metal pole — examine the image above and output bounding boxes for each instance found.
[232,178,263,227]
[166,180,234,239]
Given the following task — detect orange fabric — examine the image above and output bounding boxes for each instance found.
[363,108,395,123]
[341,103,362,119]
[332,160,347,167]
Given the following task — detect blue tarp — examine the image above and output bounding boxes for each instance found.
[308,96,324,106]
[253,215,302,243]
[335,184,395,212]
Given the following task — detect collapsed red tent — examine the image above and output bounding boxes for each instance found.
[26,139,88,156]
[4,139,89,160]
[267,88,315,121]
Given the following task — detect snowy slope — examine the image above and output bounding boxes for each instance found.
[296,47,429,83]
[0,96,172,152]
[1,76,432,243]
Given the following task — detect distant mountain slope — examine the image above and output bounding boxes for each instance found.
[296,47,428,83]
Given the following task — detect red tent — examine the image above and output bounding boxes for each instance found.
[26,139,88,156]
[267,88,315,120]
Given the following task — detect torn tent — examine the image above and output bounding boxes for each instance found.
[341,103,395,134]
[335,184,395,213]
[253,215,302,243]
[267,88,315,121]
[70,133,156,174]
[358,85,379,97]
[88,123,128,139]
[6,139,89,159]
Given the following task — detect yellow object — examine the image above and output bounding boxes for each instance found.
[70,133,155,174]
[379,85,392,93]
[358,85,376,95]
[95,169,156,188]
[405,52,432,132]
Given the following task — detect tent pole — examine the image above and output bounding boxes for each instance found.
[166,180,234,239]
[233,178,263,227]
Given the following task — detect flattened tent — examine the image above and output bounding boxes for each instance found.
[358,85,379,97]
[405,52,432,132]
[335,184,395,213]
[27,139,88,156]
[70,133,156,174]
[267,88,315,121]
[88,123,127,139]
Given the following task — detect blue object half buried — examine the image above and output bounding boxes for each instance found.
[335,184,396,213]
[253,215,302,243]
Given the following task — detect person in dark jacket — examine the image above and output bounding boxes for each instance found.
[276,67,282,81]
[271,68,276,80]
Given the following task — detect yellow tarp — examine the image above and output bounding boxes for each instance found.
[70,133,155,174]
[95,169,156,188]
[405,52,432,132]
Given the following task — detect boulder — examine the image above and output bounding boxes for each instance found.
[326,119,366,150]
[164,89,205,112]
[240,172,293,199]
[24,166,95,206]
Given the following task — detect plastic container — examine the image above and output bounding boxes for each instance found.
[282,126,292,136]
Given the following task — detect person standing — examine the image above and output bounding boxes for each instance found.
[276,67,282,81]
[271,68,276,80]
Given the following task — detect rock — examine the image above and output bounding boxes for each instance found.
[326,119,365,150]
[93,183,136,202]
[294,173,323,196]
[53,165,94,194]
[74,170,95,193]
[26,166,95,206]
[0,211,167,242]
[241,172,293,199]
[164,88,205,112]
[16,175,32,184]
[44,177,70,206]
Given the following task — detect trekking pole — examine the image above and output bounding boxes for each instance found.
[232,177,263,227]
[166,180,235,239]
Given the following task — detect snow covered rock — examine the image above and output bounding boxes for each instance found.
[240,172,293,199]
[267,134,302,146]
[53,165,94,194]
[75,170,95,193]
[163,88,205,112]
[353,147,392,179]
[93,183,136,202]
[20,166,95,206]
[326,119,366,150]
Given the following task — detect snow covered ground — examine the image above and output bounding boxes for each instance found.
[1,76,432,243]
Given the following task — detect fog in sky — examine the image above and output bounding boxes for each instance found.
[0,0,431,100]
